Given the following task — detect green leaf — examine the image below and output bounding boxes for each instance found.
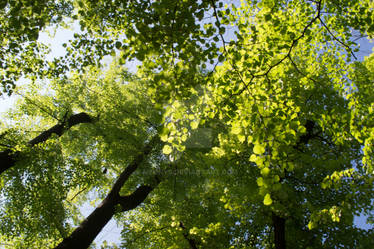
[308,221,315,230]
[191,121,199,129]
[237,134,245,143]
[261,167,270,176]
[263,193,272,206]
[162,145,172,154]
[250,154,257,162]
[253,144,265,154]
[160,134,168,142]
[231,125,241,135]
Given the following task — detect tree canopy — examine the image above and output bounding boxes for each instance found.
[0,0,374,248]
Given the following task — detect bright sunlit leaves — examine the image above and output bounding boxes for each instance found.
[263,193,272,206]
[253,143,266,154]
[162,145,173,155]
[1,0,374,248]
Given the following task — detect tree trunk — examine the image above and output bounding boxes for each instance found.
[54,195,117,249]
[55,184,157,249]
[273,213,286,249]
[54,136,160,249]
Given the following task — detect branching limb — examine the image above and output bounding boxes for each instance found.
[210,0,254,101]
[255,0,322,77]
[318,16,357,60]
[0,112,95,175]
[116,184,156,212]
[28,112,94,146]
[55,138,161,249]
[179,221,199,249]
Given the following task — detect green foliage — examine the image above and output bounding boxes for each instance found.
[0,62,163,247]
[1,0,374,248]
[0,0,73,95]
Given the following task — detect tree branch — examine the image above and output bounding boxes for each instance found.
[54,137,161,249]
[109,135,160,195]
[126,226,169,245]
[28,112,94,146]
[318,17,357,60]
[210,0,255,103]
[272,213,286,249]
[117,184,158,212]
[0,112,94,175]
[255,0,322,77]
[179,221,199,249]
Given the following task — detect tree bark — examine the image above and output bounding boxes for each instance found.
[273,213,286,249]
[0,112,94,174]
[54,136,160,249]
[54,183,157,249]
[0,149,18,174]
[54,194,117,249]
[179,221,198,249]
[28,112,93,146]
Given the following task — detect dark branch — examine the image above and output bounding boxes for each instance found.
[69,186,89,202]
[0,112,94,175]
[55,138,161,249]
[318,17,357,60]
[0,149,18,174]
[212,0,323,104]
[287,54,318,85]
[117,184,156,212]
[273,213,286,249]
[28,112,94,146]
[126,226,169,245]
[210,0,255,101]
[255,0,322,77]
[109,136,160,195]
[179,221,199,249]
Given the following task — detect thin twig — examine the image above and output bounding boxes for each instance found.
[318,17,358,60]
[82,82,158,129]
[210,0,255,100]
[69,186,88,202]
[0,142,12,148]
[16,91,60,121]
[287,54,319,85]
[255,0,323,77]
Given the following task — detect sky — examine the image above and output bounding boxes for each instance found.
[0,11,373,249]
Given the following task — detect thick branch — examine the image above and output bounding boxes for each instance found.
[28,112,93,146]
[54,183,160,249]
[179,222,198,249]
[0,149,18,174]
[54,194,117,249]
[273,213,286,249]
[0,112,94,174]
[109,136,160,195]
[54,137,160,249]
[117,184,158,212]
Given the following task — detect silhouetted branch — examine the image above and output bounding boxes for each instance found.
[0,112,95,175]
